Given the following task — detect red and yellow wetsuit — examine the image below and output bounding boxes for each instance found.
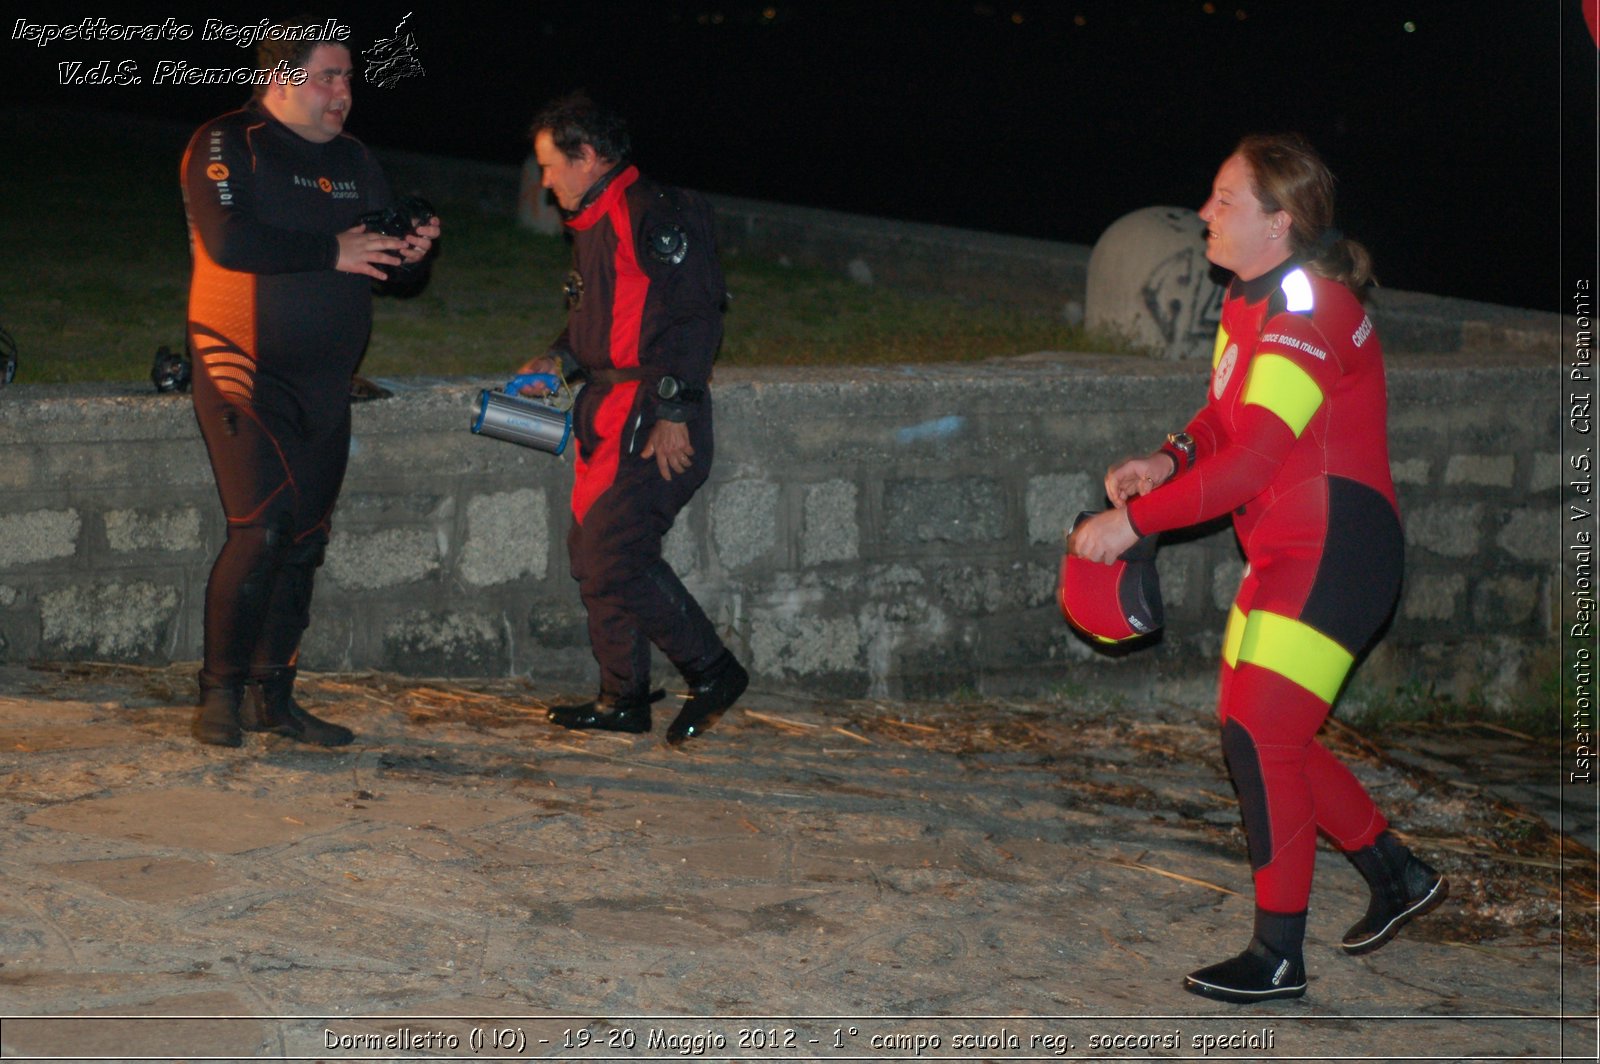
[1127,259,1402,913]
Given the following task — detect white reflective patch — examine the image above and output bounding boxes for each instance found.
[1280,268,1315,312]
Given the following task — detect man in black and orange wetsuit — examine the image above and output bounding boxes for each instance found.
[517,93,747,745]
[181,29,439,747]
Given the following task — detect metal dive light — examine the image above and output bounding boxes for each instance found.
[470,373,573,455]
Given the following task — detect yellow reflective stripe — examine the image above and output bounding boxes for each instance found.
[1236,610,1354,703]
[1242,353,1323,437]
[1212,324,1230,369]
[1222,603,1247,668]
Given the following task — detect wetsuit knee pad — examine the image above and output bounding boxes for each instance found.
[278,537,327,615]
[223,522,293,598]
[643,559,692,610]
[285,537,327,569]
[1221,718,1272,870]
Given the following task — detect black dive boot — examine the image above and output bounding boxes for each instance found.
[1342,831,1447,954]
[667,651,748,746]
[241,668,354,747]
[548,688,662,733]
[1184,909,1307,1004]
[192,673,244,747]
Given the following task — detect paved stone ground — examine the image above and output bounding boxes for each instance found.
[0,663,1593,1063]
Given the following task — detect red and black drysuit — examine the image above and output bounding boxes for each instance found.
[546,164,729,698]
[1126,260,1402,916]
[181,102,394,689]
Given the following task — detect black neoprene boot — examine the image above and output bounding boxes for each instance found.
[667,651,748,746]
[548,689,662,733]
[1342,830,1447,954]
[192,673,244,748]
[1184,908,1307,1004]
[241,668,354,747]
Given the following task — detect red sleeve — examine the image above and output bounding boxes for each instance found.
[1129,310,1343,535]
[1184,404,1227,463]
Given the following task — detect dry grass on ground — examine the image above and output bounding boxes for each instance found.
[27,658,1596,958]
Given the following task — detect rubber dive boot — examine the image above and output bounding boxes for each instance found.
[667,651,748,746]
[1342,831,1447,955]
[192,674,244,748]
[548,688,661,733]
[242,670,354,747]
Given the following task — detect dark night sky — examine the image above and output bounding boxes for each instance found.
[9,1,1598,312]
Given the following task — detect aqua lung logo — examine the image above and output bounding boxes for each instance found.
[206,130,233,206]
[294,174,359,199]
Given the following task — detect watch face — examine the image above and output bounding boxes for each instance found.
[658,376,679,399]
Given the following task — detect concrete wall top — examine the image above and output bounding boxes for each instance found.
[0,349,1554,438]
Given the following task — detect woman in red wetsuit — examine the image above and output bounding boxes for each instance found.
[1072,134,1446,1003]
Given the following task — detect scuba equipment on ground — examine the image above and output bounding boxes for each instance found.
[150,344,191,393]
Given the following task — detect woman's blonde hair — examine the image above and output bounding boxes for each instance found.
[1235,133,1375,292]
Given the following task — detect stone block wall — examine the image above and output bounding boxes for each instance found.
[0,352,1557,711]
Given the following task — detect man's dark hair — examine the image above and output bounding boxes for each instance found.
[253,18,337,99]
[532,92,631,164]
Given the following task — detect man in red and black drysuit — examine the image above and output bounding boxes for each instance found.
[181,32,438,748]
[518,93,747,745]
[1073,140,1444,1003]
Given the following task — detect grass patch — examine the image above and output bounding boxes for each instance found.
[0,107,1124,385]
[1346,671,1561,741]
[715,256,1116,367]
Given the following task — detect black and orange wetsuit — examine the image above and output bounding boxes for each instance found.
[1127,260,1402,916]
[548,164,729,699]
[181,101,392,688]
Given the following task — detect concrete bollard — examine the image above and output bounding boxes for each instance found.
[518,155,563,235]
[1086,206,1223,359]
